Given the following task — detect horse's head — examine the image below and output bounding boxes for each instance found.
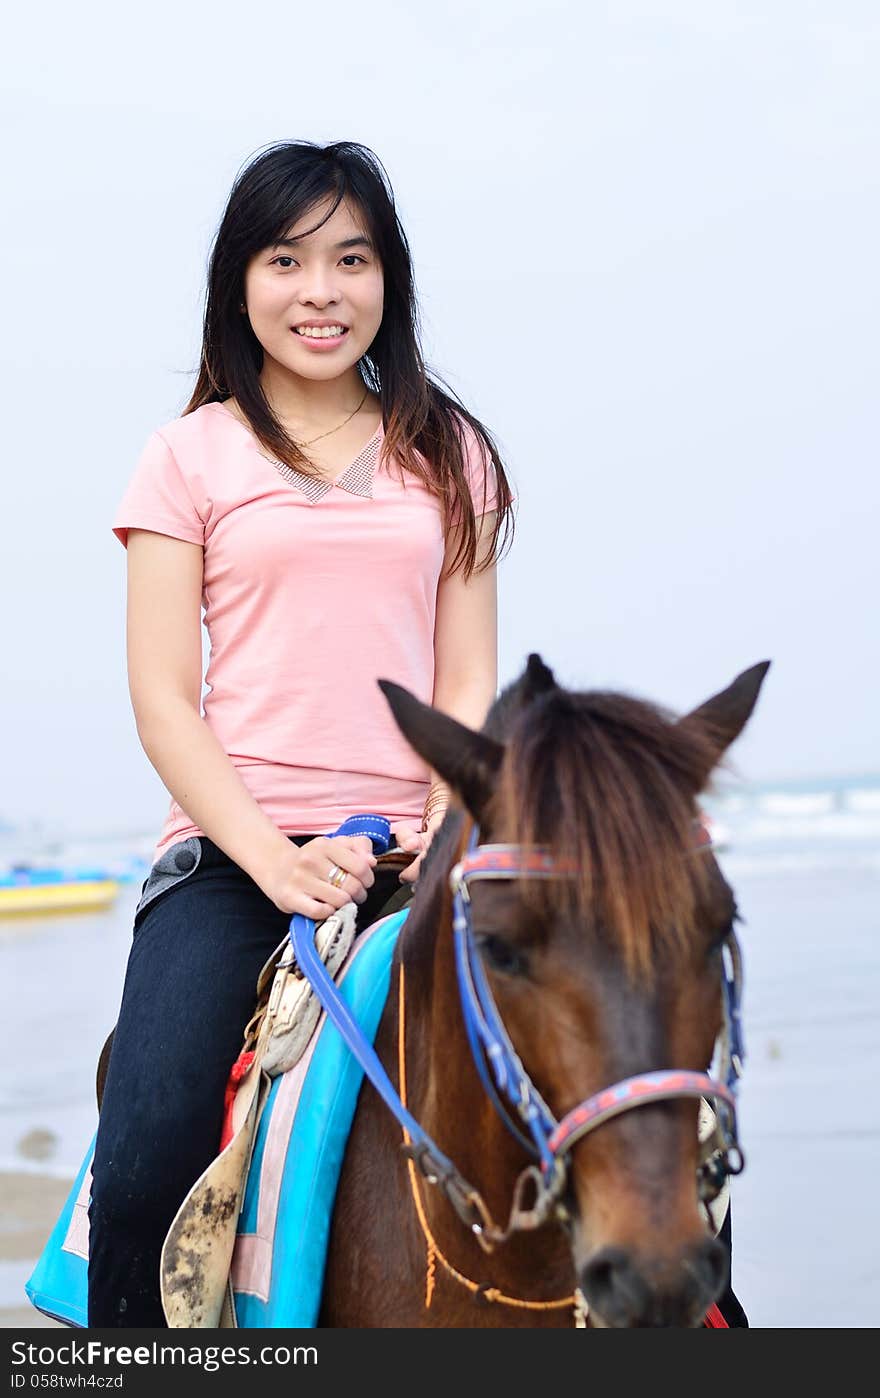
[378,657,769,1327]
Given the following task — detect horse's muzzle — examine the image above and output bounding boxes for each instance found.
[579,1237,728,1328]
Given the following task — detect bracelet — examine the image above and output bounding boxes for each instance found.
[422,779,449,807]
[421,782,451,833]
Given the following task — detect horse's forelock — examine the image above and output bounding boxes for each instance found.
[493,689,719,980]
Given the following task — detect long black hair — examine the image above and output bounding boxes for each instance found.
[184,140,515,579]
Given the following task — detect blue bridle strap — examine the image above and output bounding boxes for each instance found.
[452,828,560,1175]
[450,904,541,1159]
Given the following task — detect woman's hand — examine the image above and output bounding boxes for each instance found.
[263,835,376,919]
[392,809,447,886]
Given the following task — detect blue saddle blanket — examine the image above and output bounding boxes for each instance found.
[26,906,407,1328]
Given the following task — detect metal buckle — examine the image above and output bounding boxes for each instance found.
[449,861,470,902]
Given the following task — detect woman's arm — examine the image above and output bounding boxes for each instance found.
[125,529,298,885]
[431,509,499,744]
[395,512,499,877]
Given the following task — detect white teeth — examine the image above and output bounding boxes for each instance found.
[295,326,347,338]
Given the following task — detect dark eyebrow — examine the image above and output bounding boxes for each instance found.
[270,235,375,253]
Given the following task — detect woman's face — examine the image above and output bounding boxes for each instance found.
[243,197,384,384]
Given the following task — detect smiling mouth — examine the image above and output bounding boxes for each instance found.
[292,326,350,339]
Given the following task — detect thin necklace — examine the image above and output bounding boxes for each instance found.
[223,390,370,447]
[292,389,369,447]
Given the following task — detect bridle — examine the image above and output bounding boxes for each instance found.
[445,819,745,1244]
[289,813,746,1254]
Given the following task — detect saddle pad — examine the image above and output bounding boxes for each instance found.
[25,1135,95,1327]
[230,907,405,1326]
[24,906,407,1329]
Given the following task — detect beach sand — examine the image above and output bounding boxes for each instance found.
[1,1171,71,1327]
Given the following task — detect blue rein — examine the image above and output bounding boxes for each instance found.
[289,815,476,1218]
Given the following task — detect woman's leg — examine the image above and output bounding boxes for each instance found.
[88,850,290,1326]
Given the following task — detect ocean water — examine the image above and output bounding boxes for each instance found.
[703,776,880,1327]
[2,776,878,1326]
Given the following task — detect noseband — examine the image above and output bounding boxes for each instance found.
[290,815,745,1252]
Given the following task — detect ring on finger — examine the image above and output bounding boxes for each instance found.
[327,863,348,889]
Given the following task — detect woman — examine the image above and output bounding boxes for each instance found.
[88,139,515,1326]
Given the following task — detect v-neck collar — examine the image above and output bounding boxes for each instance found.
[206,400,382,501]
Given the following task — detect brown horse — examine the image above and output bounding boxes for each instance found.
[319,654,769,1328]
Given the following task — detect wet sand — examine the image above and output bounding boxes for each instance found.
[1,1171,70,1327]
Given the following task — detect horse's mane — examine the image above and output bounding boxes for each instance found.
[492,684,719,979]
[414,676,720,982]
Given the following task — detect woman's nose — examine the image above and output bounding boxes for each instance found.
[299,276,340,306]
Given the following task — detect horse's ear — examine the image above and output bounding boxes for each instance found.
[678,661,771,781]
[377,679,504,822]
[483,652,559,740]
[523,652,559,699]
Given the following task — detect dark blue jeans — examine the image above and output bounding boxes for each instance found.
[87,833,411,1327]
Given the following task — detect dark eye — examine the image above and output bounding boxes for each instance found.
[708,913,739,959]
[476,934,528,977]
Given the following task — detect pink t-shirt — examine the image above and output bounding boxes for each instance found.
[112,402,503,863]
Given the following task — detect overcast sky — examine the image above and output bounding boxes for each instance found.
[2,1,877,838]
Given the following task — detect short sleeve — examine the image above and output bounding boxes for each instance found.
[111,430,205,549]
[449,418,512,526]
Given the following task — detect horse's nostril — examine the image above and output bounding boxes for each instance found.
[690,1236,728,1305]
[580,1247,650,1328]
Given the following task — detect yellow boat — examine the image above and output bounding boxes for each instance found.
[0,878,121,917]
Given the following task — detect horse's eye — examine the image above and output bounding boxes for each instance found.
[476,934,528,977]
[707,918,737,959]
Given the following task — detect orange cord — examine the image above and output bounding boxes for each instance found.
[397,961,585,1322]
